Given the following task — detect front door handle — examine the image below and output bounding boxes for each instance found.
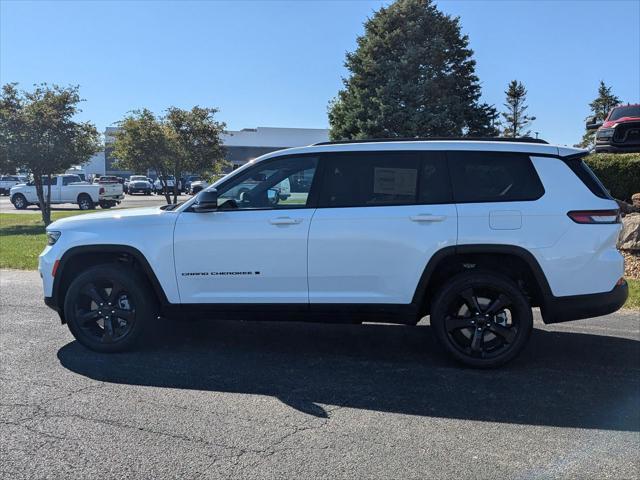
[269,216,303,225]
[410,214,446,222]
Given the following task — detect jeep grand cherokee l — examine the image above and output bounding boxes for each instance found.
[39,139,628,367]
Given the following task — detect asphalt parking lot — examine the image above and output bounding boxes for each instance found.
[1,269,639,479]
[0,193,192,214]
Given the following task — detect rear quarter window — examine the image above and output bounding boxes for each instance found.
[448,151,545,203]
[562,158,612,200]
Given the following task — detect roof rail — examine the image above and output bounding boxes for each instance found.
[314,136,549,146]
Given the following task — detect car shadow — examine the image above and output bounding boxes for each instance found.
[57,319,640,431]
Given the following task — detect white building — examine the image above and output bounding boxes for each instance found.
[102,126,329,176]
[221,127,330,168]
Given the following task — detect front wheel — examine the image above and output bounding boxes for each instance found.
[430,271,533,368]
[64,264,155,352]
[12,193,28,210]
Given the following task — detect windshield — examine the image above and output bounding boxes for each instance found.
[609,105,640,121]
[130,176,146,181]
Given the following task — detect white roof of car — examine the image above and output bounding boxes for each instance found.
[253,140,586,164]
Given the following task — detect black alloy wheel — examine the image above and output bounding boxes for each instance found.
[64,265,154,352]
[431,271,533,368]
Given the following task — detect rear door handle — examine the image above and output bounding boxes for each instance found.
[410,214,446,222]
[269,216,303,225]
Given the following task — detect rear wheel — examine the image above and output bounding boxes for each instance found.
[12,193,28,210]
[430,271,533,368]
[64,264,155,352]
[77,194,94,210]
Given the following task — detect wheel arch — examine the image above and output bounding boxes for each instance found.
[52,245,170,321]
[413,244,553,318]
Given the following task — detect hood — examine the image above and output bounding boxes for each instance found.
[603,116,640,128]
[48,207,171,231]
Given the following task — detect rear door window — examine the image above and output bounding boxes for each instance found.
[318,151,451,208]
[448,151,544,203]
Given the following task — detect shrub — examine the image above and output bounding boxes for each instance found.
[585,153,640,201]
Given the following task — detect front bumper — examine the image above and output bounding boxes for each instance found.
[542,280,629,324]
[594,143,640,153]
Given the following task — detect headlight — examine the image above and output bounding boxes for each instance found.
[596,128,615,139]
[46,231,61,246]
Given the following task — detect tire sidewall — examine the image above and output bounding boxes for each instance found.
[78,195,93,210]
[64,265,154,353]
[13,194,27,209]
[430,271,533,368]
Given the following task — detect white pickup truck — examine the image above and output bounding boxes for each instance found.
[9,174,124,210]
[0,175,27,195]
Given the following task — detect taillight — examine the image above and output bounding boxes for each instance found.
[52,259,60,277]
[99,187,105,195]
[567,209,620,224]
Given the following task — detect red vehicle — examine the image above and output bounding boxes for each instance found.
[587,104,640,153]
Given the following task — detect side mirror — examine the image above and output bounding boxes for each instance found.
[586,116,603,130]
[267,188,279,205]
[193,189,218,212]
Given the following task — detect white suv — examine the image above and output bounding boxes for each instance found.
[39,139,628,367]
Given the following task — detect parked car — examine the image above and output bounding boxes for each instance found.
[0,175,27,195]
[40,138,628,368]
[189,179,209,195]
[65,167,87,182]
[587,103,640,153]
[154,175,178,194]
[183,175,203,194]
[10,174,124,210]
[127,176,153,195]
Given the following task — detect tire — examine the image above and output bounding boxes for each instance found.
[63,264,155,352]
[99,201,113,209]
[430,271,533,368]
[12,193,28,210]
[77,194,94,210]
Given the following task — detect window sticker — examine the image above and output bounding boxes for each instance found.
[373,167,417,196]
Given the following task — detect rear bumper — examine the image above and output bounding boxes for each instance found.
[542,280,629,324]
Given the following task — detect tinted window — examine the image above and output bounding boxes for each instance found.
[609,105,640,121]
[216,156,318,210]
[563,158,612,199]
[448,152,544,203]
[41,176,58,186]
[318,152,451,208]
[419,155,452,204]
[62,175,81,185]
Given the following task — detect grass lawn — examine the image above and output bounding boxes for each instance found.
[1,212,639,310]
[626,278,640,310]
[0,212,88,270]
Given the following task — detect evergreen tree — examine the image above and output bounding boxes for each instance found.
[328,0,498,140]
[501,80,536,138]
[577,81,621,148]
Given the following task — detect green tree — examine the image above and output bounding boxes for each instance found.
[577,81,621,148]
[328,0,498,140]
[501,80,536,138]
[0,83,100,225]
[110,109,174,204]
[111,107,227,204]
[165,106,227,203]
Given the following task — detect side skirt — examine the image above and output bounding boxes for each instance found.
[161,303,420,325]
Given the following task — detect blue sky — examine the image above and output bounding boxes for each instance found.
[1,0,639,146]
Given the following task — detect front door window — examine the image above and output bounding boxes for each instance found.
[216,156,318,210]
